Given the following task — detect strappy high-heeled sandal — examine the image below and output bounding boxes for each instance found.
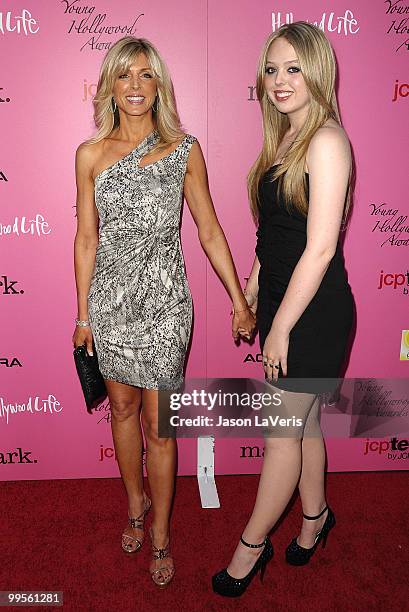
[121,495,151,553]
[285,505,335,566]
[212,535,274,597]
[149,528,175,588]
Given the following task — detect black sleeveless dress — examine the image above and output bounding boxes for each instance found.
[255,165,354,393]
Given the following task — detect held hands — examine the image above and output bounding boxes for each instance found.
[262,323,289,382]
[231,290,257,341]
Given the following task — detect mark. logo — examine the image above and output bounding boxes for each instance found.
[0,448,37,464]
[0,275,24,295]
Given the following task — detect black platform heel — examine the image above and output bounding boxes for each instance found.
[212,535,274,597]
[285,505,335,566]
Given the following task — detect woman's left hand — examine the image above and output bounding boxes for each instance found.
[262,324,289,382]
[232,306,256,341]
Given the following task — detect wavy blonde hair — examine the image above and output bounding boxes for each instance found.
[86,36,185,153]
[248,21,352,224]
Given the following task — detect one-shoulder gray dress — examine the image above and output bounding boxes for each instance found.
[87,130,197,390]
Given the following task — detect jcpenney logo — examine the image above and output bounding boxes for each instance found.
[271,9,359,35]
[0,276,24,295]
[392,78,409,101]
[377,270,409,293]
[0,9,39,35]
[0,447,37,464]
[0,357,22,368]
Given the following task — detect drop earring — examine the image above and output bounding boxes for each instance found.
[152,96,158,113]
[111,97,117,113]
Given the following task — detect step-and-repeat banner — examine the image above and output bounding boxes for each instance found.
[1,0,408,480]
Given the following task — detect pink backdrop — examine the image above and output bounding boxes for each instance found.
[1,0,408,480]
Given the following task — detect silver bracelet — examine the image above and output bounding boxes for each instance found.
[75,318,90,327]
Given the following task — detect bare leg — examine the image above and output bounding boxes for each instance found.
[105,379,147,549]
[297,395,328,547]
[141,388,176,583]
[226,388,317,579]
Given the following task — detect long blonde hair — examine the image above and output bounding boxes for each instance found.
[248,21,352,224]
[86,36,185,153]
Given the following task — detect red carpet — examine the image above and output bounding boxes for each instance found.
[1,472,408,611]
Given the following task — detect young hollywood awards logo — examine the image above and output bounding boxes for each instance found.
[0,9,39,35]
[0,214,51,238]
[369,202,409,247]
[384,0,409,53]
[0,448,38,464]
[400,330,409,360]
[392,78,409,101]
[0,170,8,182]
[271,9,360,35]
[60,1,144,52]
[377,270,409,294]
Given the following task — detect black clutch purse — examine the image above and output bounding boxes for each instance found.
[73,339,107,413]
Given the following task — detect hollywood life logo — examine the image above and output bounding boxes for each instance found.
[82,78,97,102]
[0,275,24,296]
[0,447,38,464]
[0,214,51,238]
[0,9,39,35]
[384,0,409,53]
[392,78,409,101]
[271,9,360,35]
[363,437,409,460]
[60,1,144,52]
[0,357,22,368]
[377,270,409,294]
[0,87,11,103]
[369,202,409,247]
[0,395,63,425]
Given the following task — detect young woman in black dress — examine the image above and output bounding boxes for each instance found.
[212,22,354,597]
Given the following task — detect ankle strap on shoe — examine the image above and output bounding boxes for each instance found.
[240,535,266,548]
[303,505,328,520]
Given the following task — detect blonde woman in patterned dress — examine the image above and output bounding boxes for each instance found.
[72,37,255,588]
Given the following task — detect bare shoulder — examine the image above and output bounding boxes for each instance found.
[307,120,351,171]
[75,140,104,175]
[186,138,206,173]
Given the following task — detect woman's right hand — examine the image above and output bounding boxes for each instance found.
[72,325,94,356]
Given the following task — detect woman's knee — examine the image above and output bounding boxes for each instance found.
[142,416,173,448]
[110,398,139,422]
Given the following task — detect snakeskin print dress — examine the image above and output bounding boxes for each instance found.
[87,129,197,390]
